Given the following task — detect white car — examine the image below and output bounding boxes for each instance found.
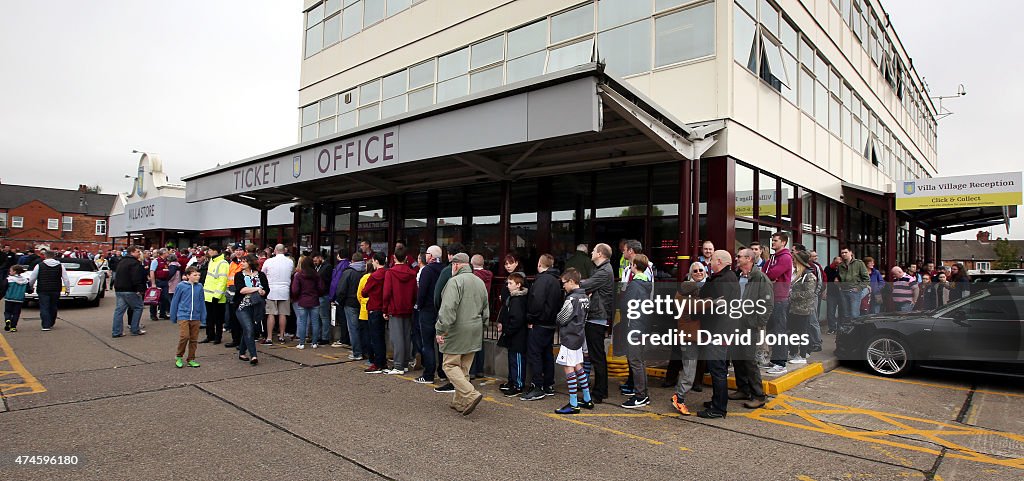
[25,259,107,307]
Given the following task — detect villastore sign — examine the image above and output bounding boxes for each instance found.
[126,202,159,229]
[896,172,1023,210]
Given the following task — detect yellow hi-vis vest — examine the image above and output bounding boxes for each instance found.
[204,254,230,303]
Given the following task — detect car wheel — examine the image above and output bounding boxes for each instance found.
[99,288,105,299]
[864,333,913,377]
[88,293,101,307]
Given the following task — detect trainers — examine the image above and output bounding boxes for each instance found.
[501,386,524,398]
[364,364,383,374]
[384,368,407,375]
[766,365,789,376]
[620,385,635,396]
[4,320,10,331]
[579,399,595,410]
[413,376,434,384]
[555,403,580,415]
[543,386,555,396]
[296,344,305,350]
[131,330,147,336]
[311,344,319,349]
[434,383,455,393]
[672,393,692,416]
[347,354,364,361]
[261,339,274,346]
[520,387,546,401]
[175,357,184,368]
[331,341,345,347]
[9,327,16,332]
[187,360,200,368]
[621,395,650,409]
[41,328,52,331]
[788,356,807,364]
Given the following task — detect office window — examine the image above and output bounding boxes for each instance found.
[342,1,362,39]
[597,19,652,77]
[48,218,59,230]
[305,22,324,58]
[358,104,380,125]
[382,70,407,99]
[506,50,547,83]
[407,86,434,110]
[507,21,546,59]
[339,89,358,113]
[337,110,358,131]
[759,0,779,37]
[780,50,797,103]
[759,32,790,90]
[471,36,504,70]
[799,68,813,113]
[363,0,385,27]
[829,95,841,136]
[324,13,342,47]
[814,80,827,125]
[326,0,342,15]
[359,80,381,105]
[320,96,337,119]
[779,17,797,54]
[438,48,469,81]
[470,66,503,93]
[301,104,318,126]
[381,95,406,118]
[301,124,317,142]
[386,0,410,15]
[657,0,695,10]
[654,3,715,67]
[11,216,23,228]
[736,0,756,15]
[547,38,594,73]
[95,219,107,235]
[0,213,5,228]
[436,75,469,102]
[318,118,336,137]
[408,60,435,89]
[550,3,594,44]
[598,0,648,30]
[734,8,757,70]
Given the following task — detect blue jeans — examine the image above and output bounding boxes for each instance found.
[37,292,60,329]
[150,281,169,318]
[294,305,320,345]
[895,301,913,312]
[826,290,842,331]
[344,306,362,357]
[417,309,440,381]
[368,311,387,368]
[235,305,260,358]
[842,288,868,320]
[317,295,332,343]
[768,300,789,367]
[410,310,422,365]
[112,292,143,335]
[807,306,822,349]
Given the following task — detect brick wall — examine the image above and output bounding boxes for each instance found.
[0,200,111,254]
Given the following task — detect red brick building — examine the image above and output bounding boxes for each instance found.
[0,183,117,254]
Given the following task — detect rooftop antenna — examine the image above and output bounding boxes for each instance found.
[928,82,966,120]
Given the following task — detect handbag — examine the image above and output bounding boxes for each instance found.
[143,286,162,305]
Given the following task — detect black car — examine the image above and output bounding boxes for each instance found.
[835,286,1024,378]
[971,272,1024,286]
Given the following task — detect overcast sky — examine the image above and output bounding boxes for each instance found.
[0,0,1019,240]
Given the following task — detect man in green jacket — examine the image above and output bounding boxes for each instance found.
[838,247,870,320]
[436,253,490,416]
[732,248,774,408]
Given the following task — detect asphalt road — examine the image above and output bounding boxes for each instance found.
[0,296,1020,480]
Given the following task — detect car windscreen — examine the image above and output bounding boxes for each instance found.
[60,260,97,272]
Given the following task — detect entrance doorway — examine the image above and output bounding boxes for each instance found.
[593,218,645,280]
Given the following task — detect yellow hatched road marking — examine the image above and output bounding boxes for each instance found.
[738,394,1024,470]
[0,332,46,398]
[832,369,1024,398]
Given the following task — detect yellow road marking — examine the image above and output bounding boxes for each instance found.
[743,394,1024,470]
[833,369,1024,399]
[0,332,46,398]
[796,476,817,481]
[542,413,665,445]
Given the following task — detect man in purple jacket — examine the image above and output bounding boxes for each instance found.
[763,232,793,375]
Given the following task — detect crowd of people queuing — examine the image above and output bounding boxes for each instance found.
[0,238,974,417]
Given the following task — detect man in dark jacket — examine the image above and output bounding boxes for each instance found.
[28,249,71,332]
[521,254,563,401]
[415,246,446,385]
[313,253,336,346]
[334,253,366,357]
[112,246,148,337]
[732,248,774,409]
[433,243,465,311]
[564,244,594,279]
[579,243,614,403]
[696,250,741,419]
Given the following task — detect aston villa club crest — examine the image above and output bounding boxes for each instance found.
[903,182,915,195]
[292,155,301,178]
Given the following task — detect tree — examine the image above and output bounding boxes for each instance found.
[993,238,1020,270]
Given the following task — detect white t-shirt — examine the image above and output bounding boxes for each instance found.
[261,254,295,301]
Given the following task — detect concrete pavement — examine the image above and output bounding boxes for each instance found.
[0,297,1021,480]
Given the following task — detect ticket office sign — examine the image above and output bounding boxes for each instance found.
[896,172,1023,210]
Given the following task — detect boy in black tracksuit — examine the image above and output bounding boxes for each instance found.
[553,268,594,414]
[521,256,562,402]
[497,273,529,396]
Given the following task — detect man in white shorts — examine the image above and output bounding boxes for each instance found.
[553,268,594,415]
[261,244,294,345]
